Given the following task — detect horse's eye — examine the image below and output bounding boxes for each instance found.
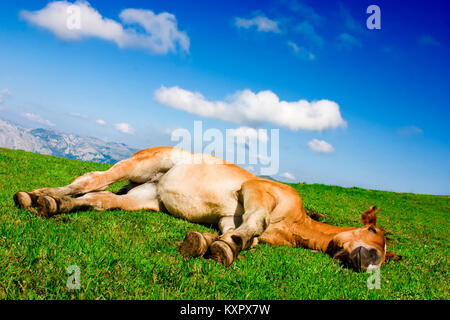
[368,226,377,233]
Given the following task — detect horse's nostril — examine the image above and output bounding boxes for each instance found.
[369,248,378,258]
[360,247,381,266]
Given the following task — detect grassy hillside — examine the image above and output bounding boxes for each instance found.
[0,147,448,300]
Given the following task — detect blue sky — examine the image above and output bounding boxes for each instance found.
[0,0,449,195]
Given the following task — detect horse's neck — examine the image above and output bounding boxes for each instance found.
[285,211,355,252]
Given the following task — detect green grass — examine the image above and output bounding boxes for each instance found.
[0,147,448,300]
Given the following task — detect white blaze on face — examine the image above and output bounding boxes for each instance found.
[351,240,372,251]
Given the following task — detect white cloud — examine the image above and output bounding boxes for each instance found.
[418,35,440,47]
[307,139,335,153]
[20,0,189,55]
[155,86,346,131]
[114,122,135,134]
[398,125,423,136]
[96,119,106,126]
[339,4,362,33]
[228,126,268,144]
[336,33,361,50]
[234,15,281,33]
[287,41,300,52]
[280,172,296,180]
[293,21,323,48]
[288,1,322,25]
[287,41,315,60]
[119,9,190,54]
[68,112,88,119]
[0,89,11,104]
[21,112,55,127]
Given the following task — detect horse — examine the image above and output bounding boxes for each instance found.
[13,146,400,270]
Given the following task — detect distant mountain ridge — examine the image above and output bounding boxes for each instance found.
[0,119,138,164]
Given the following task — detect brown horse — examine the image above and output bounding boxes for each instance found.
[13,146,400,270]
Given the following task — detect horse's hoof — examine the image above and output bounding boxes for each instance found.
[13,192,33,209]
[37,196,58,217]
[209,240,235,267]
[178,231,208,258]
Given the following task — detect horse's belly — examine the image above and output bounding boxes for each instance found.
[156,165,246,224]
[159,190,238,223]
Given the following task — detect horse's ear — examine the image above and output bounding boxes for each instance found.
[361,206,379,225]
[385,250,402,261]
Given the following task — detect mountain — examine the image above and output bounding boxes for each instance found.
[0,119,138,163]
[258,175,276,181]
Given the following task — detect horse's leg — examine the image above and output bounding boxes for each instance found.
[177,232,219,258]
[209,180,276,266]
[13,158,136,209]
[35,182,161,217]
[177,215,241,259]
[44,158,133,196]
[14,147,181,209]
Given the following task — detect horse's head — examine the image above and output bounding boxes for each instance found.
[327,206,400,271]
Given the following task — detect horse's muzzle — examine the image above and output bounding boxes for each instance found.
[349,246,381,271]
